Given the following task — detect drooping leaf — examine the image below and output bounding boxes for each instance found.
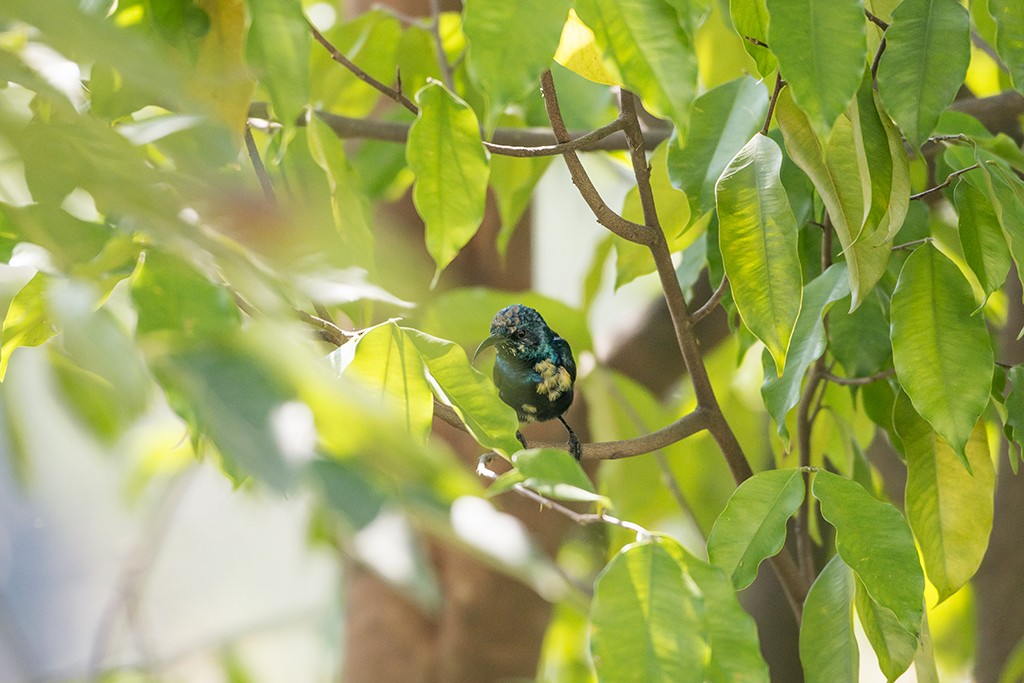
[890,244,993,461]
[826,293,892,378]
[765,0,866,134]
[854,576,918,682]
[800,555,858,683]
[954,176,1011,300]
[590,542,708,683]
[463,0,571,124]
[512,448,604,502]
[813,471,925,635]
[407,82,490,282]
[989,0,1024,93]
[574,0,698,130]
[877,0,970,148]
[715,133,802,374]
[729,0,776,77]
[667,76,770,219]
[707,469,805,589]
[490,115,553,256]
[402,328,522,456]
[762,263,850,434]
[1005,366,1024,465]
[895,392,995,602]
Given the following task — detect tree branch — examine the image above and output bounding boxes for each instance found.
[691,277,729,325]
[539,70,654,245]
[910,163,981,201]
[433,400,708,461]
[762,73,786,136]
[427,0,456,91]
[244,125,277,204]
[823,368,895,386]
[308,20,418,114]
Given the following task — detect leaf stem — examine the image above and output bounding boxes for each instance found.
[910,163,981,201]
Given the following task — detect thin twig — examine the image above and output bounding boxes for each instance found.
[477,456,651,539]
[619,91,661,231]
[538,70,653,245]
[795,358,825,584]
[824,368,895,386]
[910,163,981,201]
[428,0,456,91]
[296,309,355,346]
[244,125,277,204]
[761,73,786,136]
[691,277,729,325]
[864,9,889,30]
[484,118,628,158]
[308,20,418,114]
[871,36,887,80]
[892,236,934,251]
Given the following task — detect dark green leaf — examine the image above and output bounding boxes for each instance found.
[954,176,1011,300]
[813,470,924,635]
[854,576,918,682]
[800,555,858,683]
[989,0,1024,92]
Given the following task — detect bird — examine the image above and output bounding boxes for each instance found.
[473,304,581,460]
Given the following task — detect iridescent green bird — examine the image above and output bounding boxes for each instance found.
[473,304,581,460]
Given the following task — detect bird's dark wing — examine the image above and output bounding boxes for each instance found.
[552,336,576,381]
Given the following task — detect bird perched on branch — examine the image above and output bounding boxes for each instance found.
[473,304,581,460]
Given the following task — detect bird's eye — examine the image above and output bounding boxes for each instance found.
[515,329,527,340]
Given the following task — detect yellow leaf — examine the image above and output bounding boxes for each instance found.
[553,9,622,86]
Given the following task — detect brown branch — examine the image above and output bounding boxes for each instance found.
[539,70,653,245]
[972,29,1009,73]
[244,125,276,204]
[871,36,887,80]
[864,9,889,30]
[794,358,825,584]
[308,20,418,114]
[296,309,355,346]
[761,73,786,136]
[433,400,708,461]
[427,0,456,91]
[910,163,981,201]
[823,368,895,386]
[691,277,729,325]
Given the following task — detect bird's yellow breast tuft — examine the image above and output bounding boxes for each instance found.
[534,359,572,401]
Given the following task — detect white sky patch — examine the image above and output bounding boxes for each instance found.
[450,496,532,566]
[270,401,317,464]
[307,3,337,31]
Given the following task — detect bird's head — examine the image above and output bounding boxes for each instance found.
[473,304,553,362]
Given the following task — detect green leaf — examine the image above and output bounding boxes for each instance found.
[574,0,698,130]
[890,244,993,460]
[877,0,970,148]
[989,0,1024,93]
[775,88,894,308]
[332,322,433,443]
[402,328,522,456]
[512,448,604,502]
[0,273,55,380]
[307,458,384,531]
[715,133,802,374]
[407,82,490,281]
[812,470,924,635]
[662,539,770,683]
[246,0,309,134]
[988,165,1024,307]
[667,76,769,219]
[730,0,776,77]
[706,468,805,590]
[762,264,850,434]
[307,117,376,272]
[765,0,866,134]
[131,250,240,343]
[854,576,918,682]
[463,0,571,124]
[800,555,858,683]
[954,176,1011,300]
[827,293,892,378]
[895,392,995,602]
[590,542,708,683]
[150,342,296,491]
[489,115,553,256]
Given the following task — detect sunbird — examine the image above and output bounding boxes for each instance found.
[473,304,581,460]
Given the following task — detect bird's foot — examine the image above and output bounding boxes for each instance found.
[558,415,582,461]
[515,430,529,450]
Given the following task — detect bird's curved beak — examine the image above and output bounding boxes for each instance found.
[472,334,502,363]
